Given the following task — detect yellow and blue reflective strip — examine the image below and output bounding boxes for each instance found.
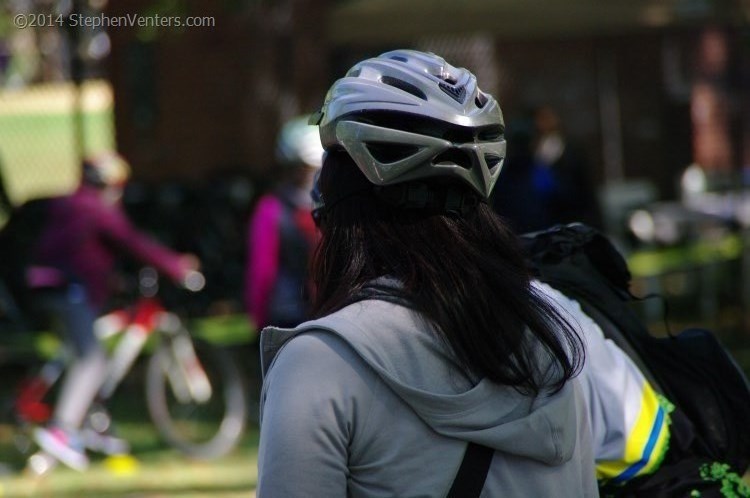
[596,382,670,482]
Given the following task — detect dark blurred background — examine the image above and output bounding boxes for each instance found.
[1,0,749,369]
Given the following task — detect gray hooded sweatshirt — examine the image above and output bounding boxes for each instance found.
[258,299,598,497]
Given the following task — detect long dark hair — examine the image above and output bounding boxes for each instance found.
[310,149,584,395]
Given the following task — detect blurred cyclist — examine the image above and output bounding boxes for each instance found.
[27,152,200,470]
[244,115,322,330]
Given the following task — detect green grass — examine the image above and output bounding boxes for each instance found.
[628,234,743,278]
[0,424,259,497]
[193,314,257,346]
[0,309,260,497]
[0,313,256,361]
[0,81,114,206]
[0,346,260,497]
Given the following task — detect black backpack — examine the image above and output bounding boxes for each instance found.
[0,197,53,328]
[521,223,750,498]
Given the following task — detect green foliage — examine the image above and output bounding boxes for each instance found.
[0,82,114,205]
[699,462,750,498]
[136,0,190,42]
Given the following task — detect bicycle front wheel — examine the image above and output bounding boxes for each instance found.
[145,337,247,460]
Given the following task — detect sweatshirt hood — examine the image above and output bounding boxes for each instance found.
[260,299,580,465]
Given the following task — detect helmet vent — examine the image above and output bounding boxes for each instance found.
[433,148,472,170]
[477,125,504,141]
[389,55,408,63]
[439,82,466,103]
[347,68,362,77]
[484,154,503,170]
[443,75,458,85]
[475,92,488,108]
[366,142,421,163]
[381,76,427,100]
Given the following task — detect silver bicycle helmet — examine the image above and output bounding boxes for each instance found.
[276,115,325,169]
[312,49,506,199]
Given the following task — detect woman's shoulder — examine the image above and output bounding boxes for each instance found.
[271,330,365,371]
[261,329,383,418]
[261,300,410,366]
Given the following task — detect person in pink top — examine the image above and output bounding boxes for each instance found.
[28,152,199,470]
[244,115,322,330]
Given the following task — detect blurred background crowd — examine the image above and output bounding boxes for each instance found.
[0,0,749,371]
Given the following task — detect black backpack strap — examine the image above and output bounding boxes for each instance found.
[446,442,494,498]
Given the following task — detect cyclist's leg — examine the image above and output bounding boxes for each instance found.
[47,284,107,429]
[33,284,106,470]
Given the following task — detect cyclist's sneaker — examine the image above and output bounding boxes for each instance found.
[81,428,130,455]
[32,426,88,471]
[81,403,130,455]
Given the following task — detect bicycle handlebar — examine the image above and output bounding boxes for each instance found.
[182,270,206,292]
[138,267,206,295]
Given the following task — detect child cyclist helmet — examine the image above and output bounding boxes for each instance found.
[311,49,506,199]
[81,151,131,188]
[276,115,325,169]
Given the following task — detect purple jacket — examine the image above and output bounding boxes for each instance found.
[30,185,187,310]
